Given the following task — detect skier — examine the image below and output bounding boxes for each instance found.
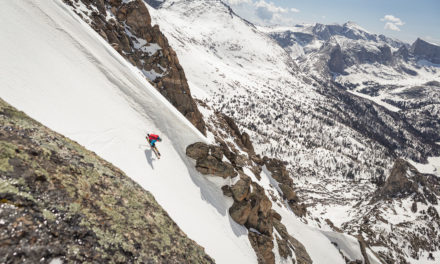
[147,133,162,158]
[147,133,162,147]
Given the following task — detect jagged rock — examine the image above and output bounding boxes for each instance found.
[271,209,282,221]
[250,165,262,180]
[186,142,209,160]
[231,178,251,202]
[229,201,252,225]
[288,202,307,218]
[279,184,298,202]
[263,157,293,186]
[246,184,273,235]
[273,220,313,264]
[221,185,233,197]
[219,114,254,153]
[209,145,223,161]
[196,156,237,178]
[276,235,292,259]
[251,154,264,166]
[248,232,275,264]
[65,0,206,135]
[218,140,237,164]
[374,159,422,200]
[241,132,255,154]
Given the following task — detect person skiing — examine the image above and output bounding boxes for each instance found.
[147,133,162,148]
[147,133,162,159]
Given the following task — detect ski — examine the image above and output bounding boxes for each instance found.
[147,137,161,159]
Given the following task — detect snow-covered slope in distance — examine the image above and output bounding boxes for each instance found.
[0,0,257,263]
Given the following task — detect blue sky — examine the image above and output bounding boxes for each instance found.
[225,0,440,44]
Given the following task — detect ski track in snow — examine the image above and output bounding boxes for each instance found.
[0,0,257,263]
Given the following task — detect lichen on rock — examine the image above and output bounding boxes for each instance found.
[0,98,214,264]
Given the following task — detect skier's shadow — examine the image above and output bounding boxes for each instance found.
[144,149,155,169]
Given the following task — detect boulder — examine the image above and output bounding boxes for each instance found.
[209,145,223,161]
[270,209,282,221]
[229,201,251,225]
[196,156,237,178]
[186,142,209,160]
[231,178,250,202]
[221,185,233,197]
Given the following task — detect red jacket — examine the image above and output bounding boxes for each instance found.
[149,134,159,141]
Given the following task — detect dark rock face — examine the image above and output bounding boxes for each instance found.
[63,0,206,135]
[375,159,418,199]
[374,158,440,203]
[328,44,345,73]
[0,98,213,264]
[411,38,440,64]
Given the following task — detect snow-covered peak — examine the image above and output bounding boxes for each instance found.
[342,21,370,33]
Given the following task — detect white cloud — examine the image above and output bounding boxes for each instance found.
[384,22,400,31]
[226,0,300,25]
[381,15,404,31]
[224,0,252,5]
[254,0,288,22]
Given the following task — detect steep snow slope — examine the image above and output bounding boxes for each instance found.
[0,0,257,263]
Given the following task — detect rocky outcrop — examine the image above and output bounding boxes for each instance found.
[186,140,312,264]
[249,231,275,264]
[63,0,206,135]
[411,38,440,64]
[263,157,307,217]
[196,156,236,178]
[328,44,345,74]
[373,158,440,203]
[186,110,312,263]
[186,142,236,178]
[0,98,213,263]
[219,114,255,155]
[273,219,313,264]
